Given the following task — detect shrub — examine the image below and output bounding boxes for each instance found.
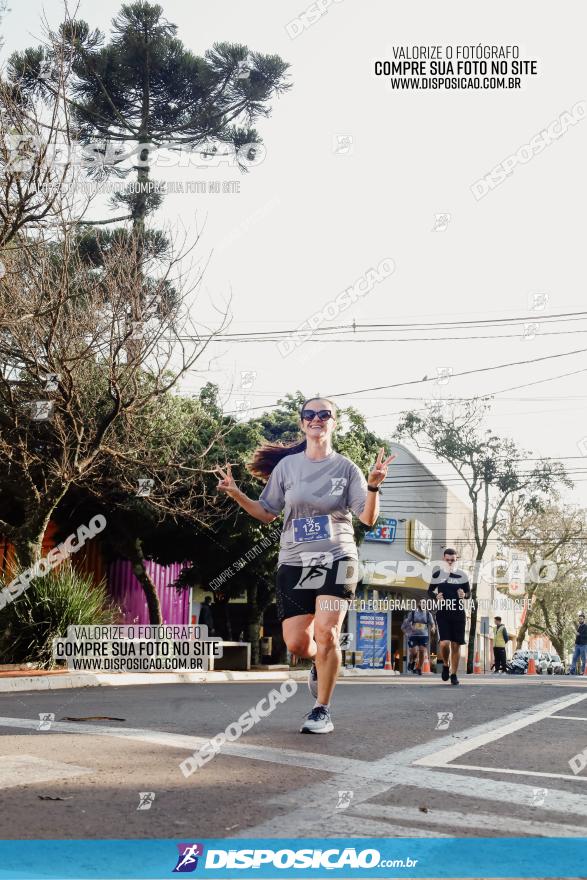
[0,563,117,667]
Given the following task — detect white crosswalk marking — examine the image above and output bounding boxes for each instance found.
[0,715,364,775]
[399,765,587,816]
[348,803,587,838]
[234,692,587,837]
[0,755,92,789]
[0,690,586,838]
[332,815,451,838]
[441,762,587,783]
[412,692,587,768]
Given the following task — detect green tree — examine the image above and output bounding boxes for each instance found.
[530,579,587,661]
[0,226,220,572]
[395,399,570,673]
[499,500,587,659]
[52,384,229,624]
[8,2,291,351]
[9,2,291,234]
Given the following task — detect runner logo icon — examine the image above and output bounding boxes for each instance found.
[329,477,347,495]
[173,843,204,872]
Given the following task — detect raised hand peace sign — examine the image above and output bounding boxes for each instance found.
[214,462,239,498]
[367,447,396,488]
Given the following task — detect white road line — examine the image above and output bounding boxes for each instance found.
[398,766,587,817]
[412,692,587,768]
[3,692,587,841]
[550,715,587,720]
[239,693,587,837]
[231,770,441,839]
[234,777,400,838]
[332,815,451,838]
[348,691,586,775]
[0,755,92,789]
[0,716,365,776]
[2,700,576,784]
[238,761,587,837]
[0,693,582,781]
[444,763,587,783]
[349,803,587,838]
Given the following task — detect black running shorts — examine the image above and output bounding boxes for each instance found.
[436,613,466,645]
[276,556,358,621]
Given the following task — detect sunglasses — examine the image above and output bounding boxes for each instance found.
[301,409,332,422]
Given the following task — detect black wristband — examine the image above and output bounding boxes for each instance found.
[367,484,380,493]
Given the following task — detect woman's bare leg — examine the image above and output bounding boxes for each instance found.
[282,614,316,661]
[313,596,349,705]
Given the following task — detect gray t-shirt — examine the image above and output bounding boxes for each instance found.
[258,450,368,566]
[403,608,434,638]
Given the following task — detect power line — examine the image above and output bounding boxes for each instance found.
[198,329,587,343]
[362,455,587,467]
[354,368,587,421]
[326,347,587,400]
[182,310,587,343]
[221,348,587,415]
[483,367,587,398]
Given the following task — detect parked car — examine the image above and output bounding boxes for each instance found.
[535,651,554,674]
[512,650,550,673]
[544,652,565,674]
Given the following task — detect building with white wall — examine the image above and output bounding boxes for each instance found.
[347,442,505,671]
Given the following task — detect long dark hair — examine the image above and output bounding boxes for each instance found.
[248,397,337,480]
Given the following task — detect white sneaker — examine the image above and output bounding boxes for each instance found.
[300,706,333,734]
[307,661,318,699]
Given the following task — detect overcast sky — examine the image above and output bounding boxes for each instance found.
[2,0,586,507]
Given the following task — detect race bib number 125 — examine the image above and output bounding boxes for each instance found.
[292,515,332,543]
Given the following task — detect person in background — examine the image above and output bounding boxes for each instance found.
[401,610,419,672]
[570,612,587,675]
[198,595,215,636]
[428,548,470,686]
[402,598,436,675]
[492,616,509,673]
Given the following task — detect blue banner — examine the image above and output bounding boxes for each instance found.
[0,838,586,878]
[356,611,388,668]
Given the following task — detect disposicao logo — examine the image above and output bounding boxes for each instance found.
[202,847,383,870]
[173,843,204,873]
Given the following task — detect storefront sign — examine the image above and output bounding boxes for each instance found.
[407,519,433,560]
[364,517,397,543]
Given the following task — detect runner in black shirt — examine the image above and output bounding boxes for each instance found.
[570,612,587,675]
[428,548,470,685]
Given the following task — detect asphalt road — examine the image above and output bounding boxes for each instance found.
[0,675,586,842]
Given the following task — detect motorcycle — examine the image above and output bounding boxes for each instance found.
[506,655,528,675]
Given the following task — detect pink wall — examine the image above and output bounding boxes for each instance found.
[108,560,190,624]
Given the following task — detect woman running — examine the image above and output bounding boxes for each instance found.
[215,397,395,734]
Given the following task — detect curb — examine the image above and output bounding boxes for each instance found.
[0,667,404,693]
[0,669,575,693]
[0,670,304,693]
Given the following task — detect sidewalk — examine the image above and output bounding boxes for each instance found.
[2,667,577,694]
[0,666,402,693]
